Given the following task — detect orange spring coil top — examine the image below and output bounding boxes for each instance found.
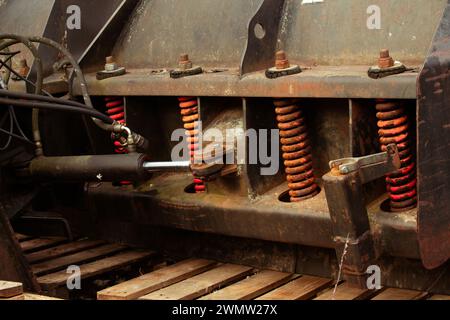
[376,101,417,211]
[178,97,205,193]
[274,98,319,202]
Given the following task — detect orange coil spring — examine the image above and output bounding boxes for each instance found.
[376,100,417,211]
[178,97,205,193]
[274,98,319,202]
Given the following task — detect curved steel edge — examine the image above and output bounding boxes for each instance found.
[417,0,450,270]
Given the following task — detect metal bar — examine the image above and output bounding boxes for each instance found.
[70,68,418,99]
[143,161,190,172]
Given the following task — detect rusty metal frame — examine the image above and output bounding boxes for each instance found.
[86,173,420,261]
[3,0,449,287]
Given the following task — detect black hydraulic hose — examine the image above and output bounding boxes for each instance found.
[0,89,92,110]
[0,35,147,153]
[0,97,114,124]
[0,49,18,84]
[25,36,115,132]
[0,36,120,132]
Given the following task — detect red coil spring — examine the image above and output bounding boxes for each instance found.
[105,96,130,185]
[274,98,319,202]
[376,100,417,211]
[178,97,205,193]
[105,96,127,154]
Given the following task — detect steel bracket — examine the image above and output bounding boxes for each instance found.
[240,0,286,76]
[329,144,401,183]
[323,144,401,287]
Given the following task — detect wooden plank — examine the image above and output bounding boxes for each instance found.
[200,270,295,300]
[26,239,105,264]
[1,293,63,300]
[23,293,62,300]
[256,275,333,300]
[314,282,373,300]
[428,294,450,300]
[1,294,25,300]
[372,288,428,300]
[32,243,127,275]
[98,259,217,300]
[15,234,34,242]
[37,250,156,290]
[140,264,254,300]
[0,281,23,298]
[20,237,66,253]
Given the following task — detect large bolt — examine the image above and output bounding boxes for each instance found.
[378,49,394,69]
[178,53,193,70]
[18,59,30,77]
[275,50,290,70]
[105,56,118,71]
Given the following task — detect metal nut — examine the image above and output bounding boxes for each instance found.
[378,49,394,69]
[275,50,290,70]
[179,53,193,70]
[105,56,118,71]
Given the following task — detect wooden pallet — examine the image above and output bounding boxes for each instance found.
[97,258,450,301]
[12,234,450,301]
[15,234,158,299]
[0,280,62,300]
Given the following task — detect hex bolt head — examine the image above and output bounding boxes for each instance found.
[178,53,192,70]
[380,49,390,58]
[105,56,118,72]
[378,49,394,69]
[275,50,290,70]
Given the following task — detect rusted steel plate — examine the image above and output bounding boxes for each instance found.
[417,2,450,270]
[279,0,446,66]
[85,0,445,69]
[0,0,137,75]
[109,0,262,70]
